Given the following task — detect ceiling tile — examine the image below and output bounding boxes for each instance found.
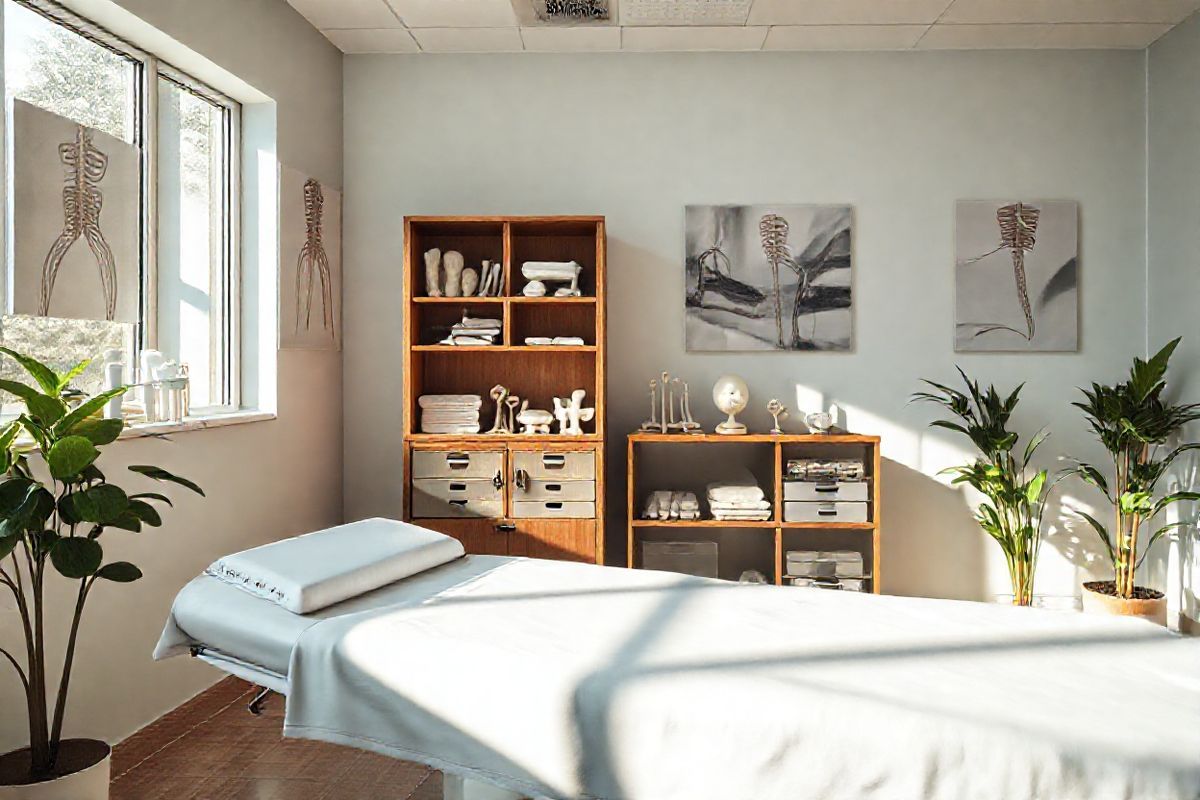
[918,22,1172,48]
[323,28,421,52]
[621,25,768,50]
[287,0,402,29]
[620,0,753,26]
[411,26,525,51]
[385,0,518,27]
[941,0,1200,24]
[749,0,954,25]
[520,26,622,51]
[764,25,928,50]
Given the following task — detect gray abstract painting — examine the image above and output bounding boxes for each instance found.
[685,205,852,351]
[955,200,1078,352]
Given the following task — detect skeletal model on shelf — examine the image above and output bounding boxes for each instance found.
[553,389,594,436]
[423,249,503,297]
[487,385,511,434]
[640,372,701,434]
[767,399,788,434]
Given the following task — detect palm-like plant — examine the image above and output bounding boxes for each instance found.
[914,370,1055,606]
[1067,338,1200,600]
[0,348,203,783]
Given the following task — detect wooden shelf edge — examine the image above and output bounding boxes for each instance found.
[412,296,506,304]
[780,522,876,530]
[413,345,597,353]
[408,433,603,443]
[632,520,778,529]
[628,432,880,444]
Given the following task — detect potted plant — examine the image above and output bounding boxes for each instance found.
[914,369,1056,606]
[0,348,203,798]
[1066,338,1200,625]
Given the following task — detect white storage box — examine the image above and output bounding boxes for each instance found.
[787,576,867,592]
[786,550,864,578]
[783,480,869,503]
[783,501,868,524]
[642,541,718,579]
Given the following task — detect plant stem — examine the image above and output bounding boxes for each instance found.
[29,543,50,777]
[49,579,90,760]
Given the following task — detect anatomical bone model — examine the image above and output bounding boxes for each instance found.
[522,261,582,297]
[640,371,701,434]
[40,124,119,321]
[296,179,334,333]
[553,389,594,436]
[442,251,465,298]
[517,401,553,435]
[424,249,442,297]
[767,399,788,434]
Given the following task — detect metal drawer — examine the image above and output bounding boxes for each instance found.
[412,450,503,480]
[783,501,868,524]
[514,478,595,502]
[412,478,503,519]
[512,450,594,480]
[783,481,869,503]
[511,500,596,519]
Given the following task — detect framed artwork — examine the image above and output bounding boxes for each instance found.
[685,204,852,352]
[279,165,342,350]
[955,200,1078,352]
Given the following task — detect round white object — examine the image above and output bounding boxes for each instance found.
[712,375,749,415]
[523,280,547,297]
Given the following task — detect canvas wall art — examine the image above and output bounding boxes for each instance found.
[955,200,1078,352]
[685,204,852,352]
[12,100,140,324]
[280,165,342,350]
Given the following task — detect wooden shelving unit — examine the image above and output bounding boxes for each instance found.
[627,432,882,590]
[402,216,607,564]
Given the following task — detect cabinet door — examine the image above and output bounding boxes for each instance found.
[509,520,596,563]
[418,518,508,556]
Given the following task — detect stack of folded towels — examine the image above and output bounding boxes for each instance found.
[419,394,482,434]
[707,481,772,521]
[642,490,701,521]
[440,314,502,346]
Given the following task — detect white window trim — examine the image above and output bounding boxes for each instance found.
[8,0,243,416]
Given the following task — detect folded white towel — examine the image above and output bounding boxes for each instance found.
[419,395,482,409]
[707,483,765,504]
[421,423,482,434]
[552,337,586,346]
[206,518,464,614]
[709,499,772,511]
[712,512,772,521]
[525,337,554,346]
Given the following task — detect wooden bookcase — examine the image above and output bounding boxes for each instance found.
[402,216,607,564]
[627,433,882,590]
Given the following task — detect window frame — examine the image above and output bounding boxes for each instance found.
[6,0,242,413]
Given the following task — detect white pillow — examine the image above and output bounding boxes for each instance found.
[205,518,465,613]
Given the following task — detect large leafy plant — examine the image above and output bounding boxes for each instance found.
[0,348,203,782]
[914,370,1056,606]
[1067,338,1200,600]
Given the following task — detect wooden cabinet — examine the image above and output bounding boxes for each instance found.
[401,216,607,565]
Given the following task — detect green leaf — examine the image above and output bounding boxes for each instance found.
[0,347,60,395]
[1075,510,1116,564]
[0,379,68,425]
[47,436,99,481]
[107,512,142,533]
[0,533,18,560]
[50,537,103,579]
[1025,470,1047,504]
[129,466,204,497]
[129,492,172,507]
[96,562,142,583]
[57,358,93,393]
[70,484,130,525]
[1022,429,1049,467]
[54,387,129,438]
[69,417,124,447]
[1150,491,1200,519]
[128,499,162,527]
[0,477,34,516]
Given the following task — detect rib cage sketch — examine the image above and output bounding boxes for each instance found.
[295,178,334,335]
[39,124,118,321]
[996,202,1040,340]
[759,214,789,348]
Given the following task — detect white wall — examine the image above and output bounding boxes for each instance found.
[343,50,1149,602]
[0,0,343,751]
[1148,15,1200,630]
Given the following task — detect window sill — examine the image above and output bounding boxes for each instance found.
[118,410,276,440]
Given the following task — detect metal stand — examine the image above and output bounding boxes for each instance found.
[247,686,273,716]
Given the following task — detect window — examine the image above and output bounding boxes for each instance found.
[2,0,239,412]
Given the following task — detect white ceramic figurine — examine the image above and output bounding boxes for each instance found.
[713,375,749,435]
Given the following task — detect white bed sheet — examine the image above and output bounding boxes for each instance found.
[159,555,1200,800]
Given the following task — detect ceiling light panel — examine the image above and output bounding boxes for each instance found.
[620,0,753,26]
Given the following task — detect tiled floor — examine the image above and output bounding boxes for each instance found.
[111,677,441,800]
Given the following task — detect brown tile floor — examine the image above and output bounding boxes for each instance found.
[111,677,441,800]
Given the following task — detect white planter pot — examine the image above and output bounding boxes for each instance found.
[0,740,110,800]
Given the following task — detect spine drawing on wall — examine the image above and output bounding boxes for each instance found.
[296,178,334,336]
[955,200,1076,352]
[40,124,118,321]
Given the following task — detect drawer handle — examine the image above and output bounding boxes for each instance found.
[493,470,505,490]
[542,454,566,469]
[545,484,562,492]
[514,468,528,492]
[449,499,468,508]
[818,503,838,516]
[446,452,471,469]
[815,483,839,493]
[495,523,516,532]
[545,502,564,510]
[449,483,467,492]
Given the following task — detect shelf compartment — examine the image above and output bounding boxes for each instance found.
[413,350,597,435]
[634,527,776,583]
[509,219,601,300]
[511,300,597,347]
[411,300,505,347]
[633,520,777,528]
[408,220,506,299]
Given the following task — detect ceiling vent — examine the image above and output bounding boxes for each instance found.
[513,0,614,25]
[619,0,752,26]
